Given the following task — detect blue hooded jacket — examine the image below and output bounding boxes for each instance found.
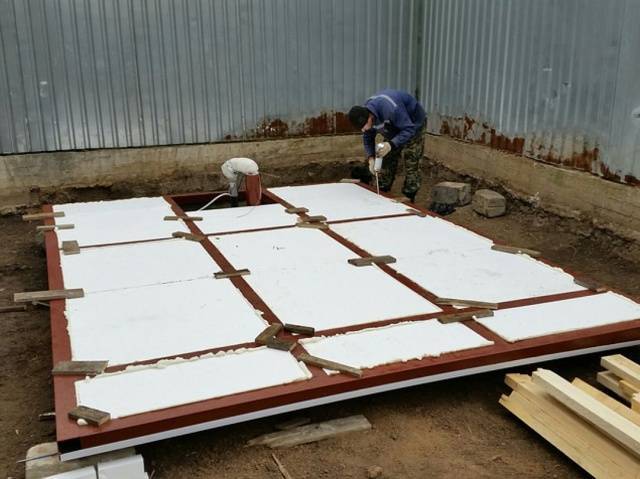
[363,89,426,158]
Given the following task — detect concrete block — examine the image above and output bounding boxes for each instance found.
[431,181,472,206]
[25,442,135,479]
[472,189,506,217]
[97,456,147,479]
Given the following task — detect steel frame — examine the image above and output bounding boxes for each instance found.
[42,183,640,460]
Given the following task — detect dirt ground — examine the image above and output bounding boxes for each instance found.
[1,159,640,479]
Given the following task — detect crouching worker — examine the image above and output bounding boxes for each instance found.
[221,157,262,206]
[348,89,426,202]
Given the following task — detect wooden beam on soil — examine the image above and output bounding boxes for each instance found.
[14,288,84,303]
[52,360,108,377]
[22,212,65,221]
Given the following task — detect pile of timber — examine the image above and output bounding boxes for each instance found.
[598,354,640,410]
[501,361,640,478]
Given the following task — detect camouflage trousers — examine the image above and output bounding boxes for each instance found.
[378,122,426,197]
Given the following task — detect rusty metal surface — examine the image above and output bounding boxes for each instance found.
[422,0,640,185]
[0,0,419,153]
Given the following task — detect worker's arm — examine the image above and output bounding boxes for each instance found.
[389,107,419,148]
[363,128,377,159]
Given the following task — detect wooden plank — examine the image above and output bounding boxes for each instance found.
[163,215,203,221]
[602,355,640,389]
[434,297,499,310]
[275,417,311,431]
[437,309,493,324]
[38,412,56,421]
[633,395,640,413]
[68,406,110,427]
[248,415,371,448]
[22,212,65,221]
[285,207,309,214]
[406,208,427,217]
[14,288,84,303]
[36,224,75,232]
[339,178,360,183]
[621,380,640,398]
[597,371,632,402]
[347,255,396,267]
[52,360,108,376]
[532,368,640,456]
[304,215,327,223]
[500,385,640,478]
[0,304,28,313]
[255,324,284,345]
[266,337,297,352]
[298,353,362,378]
[172,231,205,242]
[283,324,315,336]
[574,277,607,293]
[295,222,328,230]
[572,378,640,427]
[61,240,80,255]
[214,269,251,279]
[491,244,541,257]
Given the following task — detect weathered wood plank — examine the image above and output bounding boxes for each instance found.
[437,309,494,324]
[285,207,309,214]
[22,212,65,221]
[164,215,203,221]
[214,269,251,279]
[491,244,541,257]
[298,353,362,378]
[283,324,315,336]
[255,324,284,345]
[14,289,85,303]
[0,304,28,313]
[602,355,640,389]
[172,231,205,242]
[434,297,499,309]
[68,406,110,426]
[248,415,372,448]
[347,255,396,267]
[62,240,80,255]
[52,360,108,376]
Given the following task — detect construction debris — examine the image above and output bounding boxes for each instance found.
[472,189,506,218]
[248,415,372,448]
[52,360,108,377]
[284,207,309,214]
[599,354,640,410]
[172,231,205,242]
[214,268,251,279]
[491,244,541,258]
[255,324,284,345]
[347,255,396,267]
[266,337,297,352]
[14,288,85,303]
[431,181,472,206]
[434,297,499,310]
[501,362,640,478]
[437,309,494,324]
[283,324,315,336]
[22,212,65,221]
[298,353,362,378]
[61,240,80,255]
[68,406,111,427]
[0,304,28,314]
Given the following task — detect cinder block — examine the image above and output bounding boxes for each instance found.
[472,189,506,217]
[431,182,472,206]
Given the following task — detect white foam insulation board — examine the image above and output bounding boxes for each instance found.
[53,197,189,247]
[302,320,493,371]
[75,348,312,418]
[268,183,409,221]
[476,292,640,342]
[332,216,585,303]
[65,278,267,366]
[60,239,219,293]
[212,227,441,330]
[197,203,297,234]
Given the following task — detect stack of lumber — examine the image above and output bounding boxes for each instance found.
[598,354,640,411]
[501,364,640,478]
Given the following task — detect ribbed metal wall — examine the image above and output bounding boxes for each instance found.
[421,0,640,183]
[0,0,420,153]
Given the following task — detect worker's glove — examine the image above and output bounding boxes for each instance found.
[375,141,393,158]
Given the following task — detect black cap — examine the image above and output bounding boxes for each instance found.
[348,106,369,129]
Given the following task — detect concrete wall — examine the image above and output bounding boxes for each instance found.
[0,135,362,213]
[425,134,640,241]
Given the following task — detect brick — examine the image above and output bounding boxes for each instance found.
[472,189,506,217]
[431,182,472,205]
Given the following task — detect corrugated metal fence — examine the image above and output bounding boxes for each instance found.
[1,0,639,184]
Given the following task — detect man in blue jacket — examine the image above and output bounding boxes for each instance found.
[348,89,427,202]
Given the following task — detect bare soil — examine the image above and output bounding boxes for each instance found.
[1,160,639,479]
